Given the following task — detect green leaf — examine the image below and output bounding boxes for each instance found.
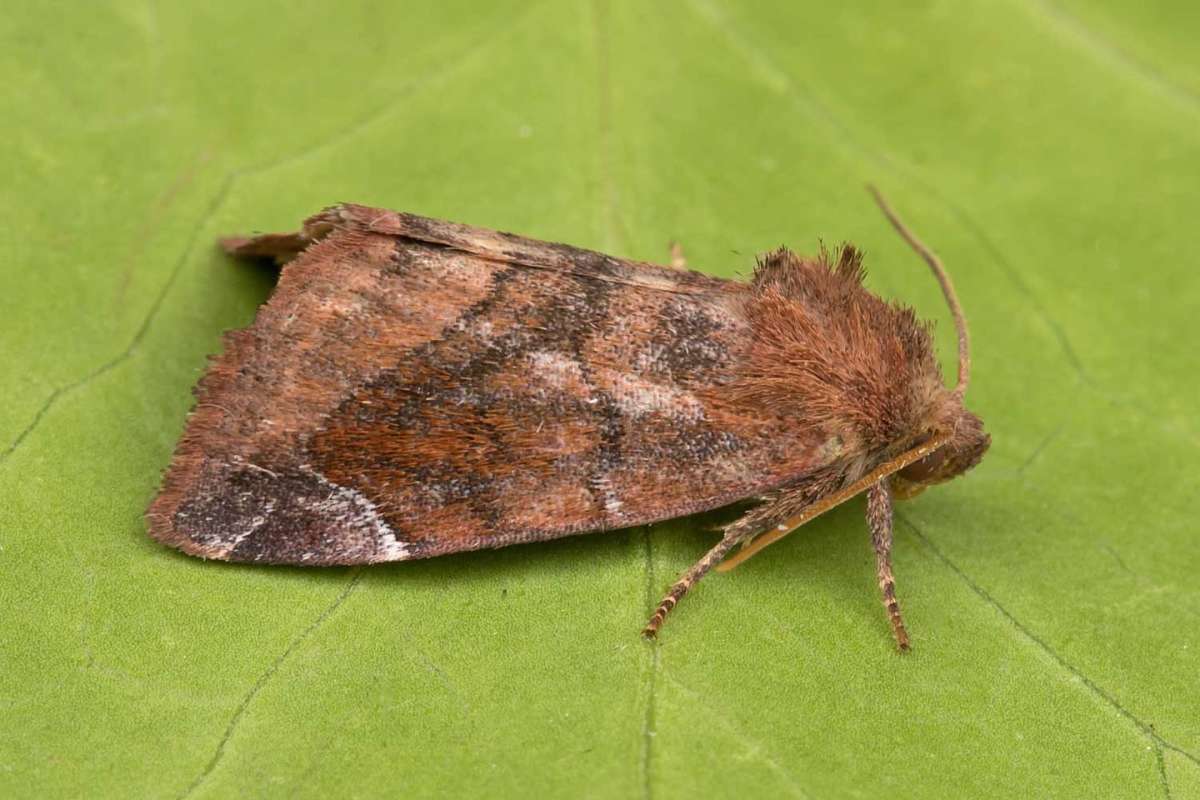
[3,1,1198,798]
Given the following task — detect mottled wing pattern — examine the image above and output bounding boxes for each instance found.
[147,206,836,564]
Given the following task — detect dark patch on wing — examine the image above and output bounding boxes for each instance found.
[174,462,404,565]
[646,295,734,383]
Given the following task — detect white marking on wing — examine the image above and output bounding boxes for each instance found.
[307,471,412,561]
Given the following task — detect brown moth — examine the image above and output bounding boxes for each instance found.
[146,189,989,650]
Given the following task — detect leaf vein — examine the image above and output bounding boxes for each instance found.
[899,513,1200,771]
[662,675,811,799]
[0,6,543,469]
[0,172,236,467]
[178,570,362,800]
[1024,0,1200,112]
[642,529,659,800]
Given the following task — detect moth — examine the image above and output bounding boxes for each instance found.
[147,189,989,650]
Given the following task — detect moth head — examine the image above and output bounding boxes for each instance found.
[867,185,989,500]
[892,402,989,499]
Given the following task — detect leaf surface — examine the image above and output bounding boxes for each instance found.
[2,2,1198,798]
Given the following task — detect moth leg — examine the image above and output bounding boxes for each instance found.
[866,478,911,651]
[642,528,744,638]
[667,241,688,270]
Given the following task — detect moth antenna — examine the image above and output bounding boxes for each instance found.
[867,185,971,396]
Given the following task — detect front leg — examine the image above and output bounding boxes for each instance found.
[866,478,910,651]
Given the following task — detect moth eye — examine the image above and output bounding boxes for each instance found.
[897,446,949,484]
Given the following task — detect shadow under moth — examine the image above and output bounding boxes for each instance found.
[147,189,989,651]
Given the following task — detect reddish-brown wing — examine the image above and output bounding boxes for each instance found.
[147,205,928,565]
